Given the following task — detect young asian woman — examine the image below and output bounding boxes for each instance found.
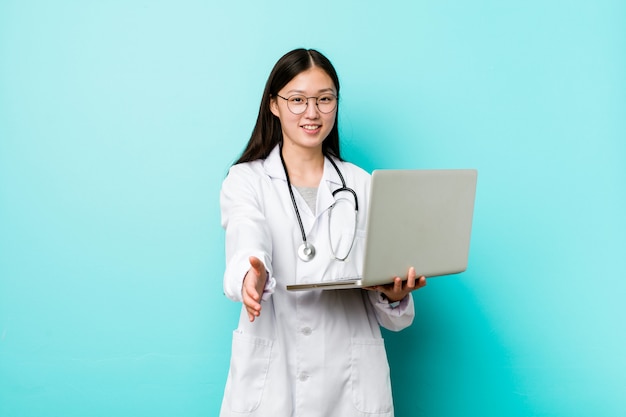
[219,48,427,417]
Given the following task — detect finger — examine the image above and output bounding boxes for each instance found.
[244,300,261,322]
[244,280,261,302]
[393,277,403,293]
[418,276,427,288]
[246,305,261,322]
[243,292,259,322]
[243,285,261,311]
[406,267,417,289]
[409,266,417,284]
[246,309,255,322]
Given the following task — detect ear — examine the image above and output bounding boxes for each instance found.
[269,96,280,117]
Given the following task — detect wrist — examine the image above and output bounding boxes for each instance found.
[380,292,403,306]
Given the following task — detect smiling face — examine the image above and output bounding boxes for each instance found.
[270,66,338,155]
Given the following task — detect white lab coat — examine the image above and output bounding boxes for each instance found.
[219,145,415,417]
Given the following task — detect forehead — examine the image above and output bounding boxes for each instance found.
[281,67,336,94]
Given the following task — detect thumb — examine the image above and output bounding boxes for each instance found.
[248,256,264,275]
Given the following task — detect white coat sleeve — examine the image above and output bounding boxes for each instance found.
[220,164,275,302]
[366,291,415,331]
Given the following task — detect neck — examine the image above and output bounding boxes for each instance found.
[280,144,324,187]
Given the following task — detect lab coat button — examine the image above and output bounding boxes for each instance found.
[298,373,309,382]
[301,327,312,335]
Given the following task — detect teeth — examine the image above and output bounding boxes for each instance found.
[303,125,320,130]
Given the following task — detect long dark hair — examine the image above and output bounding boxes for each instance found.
[235,48,342,164]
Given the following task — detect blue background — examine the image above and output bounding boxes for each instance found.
[1,1,625,416]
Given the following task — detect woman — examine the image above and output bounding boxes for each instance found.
[220,48,426,417]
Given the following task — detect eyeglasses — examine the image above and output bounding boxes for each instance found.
[276,93,338,115]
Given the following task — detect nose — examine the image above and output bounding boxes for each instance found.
[303,97,320,118]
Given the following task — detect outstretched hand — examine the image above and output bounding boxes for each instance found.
[366,266,426,303]
[242,256,267,322]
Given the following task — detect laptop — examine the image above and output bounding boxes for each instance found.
[286,169,478,291]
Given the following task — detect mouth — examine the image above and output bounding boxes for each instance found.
[301,124,321,133]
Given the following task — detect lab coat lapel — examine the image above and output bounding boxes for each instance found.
[263,146,288,181]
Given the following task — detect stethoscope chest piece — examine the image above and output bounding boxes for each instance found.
[298,242,316,262]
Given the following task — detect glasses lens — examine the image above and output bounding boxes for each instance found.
[317,95,337,113]
[287,95,307,114]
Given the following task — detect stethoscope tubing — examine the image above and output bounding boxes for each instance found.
[279,146,359,262]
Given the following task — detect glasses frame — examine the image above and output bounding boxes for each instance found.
[275,93,338,115]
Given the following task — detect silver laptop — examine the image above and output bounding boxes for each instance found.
[286,169,478,291]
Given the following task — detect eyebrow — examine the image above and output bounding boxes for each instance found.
[285,87,336,95]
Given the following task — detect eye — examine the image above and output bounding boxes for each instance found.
[289,95,306,104]
[318,95,335,103]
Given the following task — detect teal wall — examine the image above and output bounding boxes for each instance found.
[1,1,624,416]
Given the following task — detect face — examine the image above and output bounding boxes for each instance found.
[270,66,337,153]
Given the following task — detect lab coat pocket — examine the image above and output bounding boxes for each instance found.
[350,338,393,414]
[227,331,274,413]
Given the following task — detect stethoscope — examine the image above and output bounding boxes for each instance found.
[279,146,359,262]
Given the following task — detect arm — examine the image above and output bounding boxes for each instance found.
[220,165,276,306]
